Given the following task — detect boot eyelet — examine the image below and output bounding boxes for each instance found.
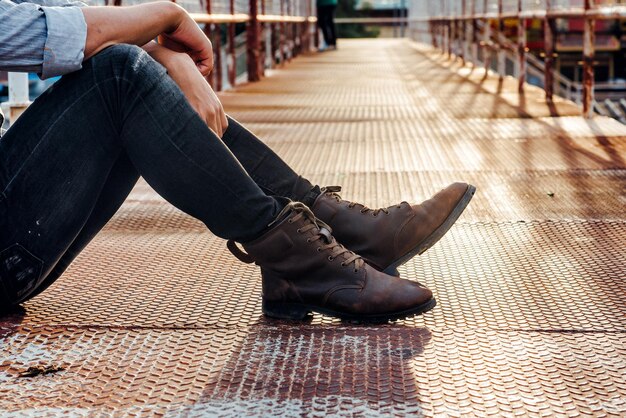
[316,247,322,252]
[372,213,378,217]
[328,256,334,261]
[306,238,311,243]
[288,219,294,224]
[353,269,358,273]
[340,262,346,267]
[297,228,302,233]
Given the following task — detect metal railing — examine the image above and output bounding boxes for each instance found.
[3,0,317,127]
[407,0,626,118]
[107,0,317,87]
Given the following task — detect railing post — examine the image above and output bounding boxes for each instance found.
[583,0,595,118]
[482,0,490,73]
[496,0,505,77]
[307,0,320,50]
[280,0,287,64]
[447,21,453,58]
[517,0,526,93]
[287,0,294,60]
[227,0,236,87]
[429,20,437,48]
[203,0,216,89]
[214,25,223,91]
[302,0,309,53]
[460,0,466,65]
[2,73,31,126]
[471,0,478,65]
[265,25,273,68]
[544,0,555,101]
[247,0,262,81]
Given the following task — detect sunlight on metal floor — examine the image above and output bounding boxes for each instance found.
[1,39,625,417]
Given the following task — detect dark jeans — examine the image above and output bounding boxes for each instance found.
[0,44,315,308]
[317,5,337,47]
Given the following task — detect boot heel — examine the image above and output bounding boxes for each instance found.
[263,300,311,320]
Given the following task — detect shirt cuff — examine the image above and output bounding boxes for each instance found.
[40,6,87,79]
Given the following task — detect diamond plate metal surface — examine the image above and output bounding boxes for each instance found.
[1,39,625,416]
[1,326,625,417]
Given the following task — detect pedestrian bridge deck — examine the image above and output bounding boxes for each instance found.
[1,39,625,417]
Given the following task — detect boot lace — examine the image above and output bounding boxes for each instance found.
[286,202,363,271]
[229,202,364,272]
[322,186,393,216]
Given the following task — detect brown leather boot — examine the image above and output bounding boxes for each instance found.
[227,202,435,322]
[311,183,476,275]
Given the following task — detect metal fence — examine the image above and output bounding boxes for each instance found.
[3,0,317,127]
[407,0,626,118]
[100,0,317,87]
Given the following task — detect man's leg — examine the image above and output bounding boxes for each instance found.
[328,5,338,47]
[221,117,320,205]
[220,117,475,277]
[0,44,283,307]
[318,6,333,47]
[23,153,139,301]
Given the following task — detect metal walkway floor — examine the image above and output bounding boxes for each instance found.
[1,39,625,417]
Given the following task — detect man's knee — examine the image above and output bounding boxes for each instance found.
[90,44,165,81]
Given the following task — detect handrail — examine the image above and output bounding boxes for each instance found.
[257,14,315,23]
[188,13,316,24]
[421,5,626,21]
[335,17,409,24]
[189,13,250,23]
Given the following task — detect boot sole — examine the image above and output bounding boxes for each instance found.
[383,184,476,276]
[263,297,436,323]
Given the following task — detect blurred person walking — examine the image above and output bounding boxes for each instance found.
[317,0,338,50]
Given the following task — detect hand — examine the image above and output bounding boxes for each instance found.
[82,2,214,76]
[148,45,227,136]
[159,8,214,77]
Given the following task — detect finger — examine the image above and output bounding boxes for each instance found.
[197,61,212,77]
[216,116,224,138]
[212,116,219,137]
[205,113,217,135]
[212,114,221,137]
[220,111,228,134]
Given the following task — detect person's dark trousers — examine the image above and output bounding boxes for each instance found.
[221,118,317,205]
[0,44,295,309]
[317,5,337,47]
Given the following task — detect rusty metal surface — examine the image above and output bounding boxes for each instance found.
[6,218,625,331]
[1,39,625,416]
[1,326,625,416]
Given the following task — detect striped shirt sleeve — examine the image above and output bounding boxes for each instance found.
[0,0,87,79]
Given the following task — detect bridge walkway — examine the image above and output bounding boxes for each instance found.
[1,39,625,417]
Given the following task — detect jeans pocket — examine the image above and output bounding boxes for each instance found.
[0,243,44,303]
